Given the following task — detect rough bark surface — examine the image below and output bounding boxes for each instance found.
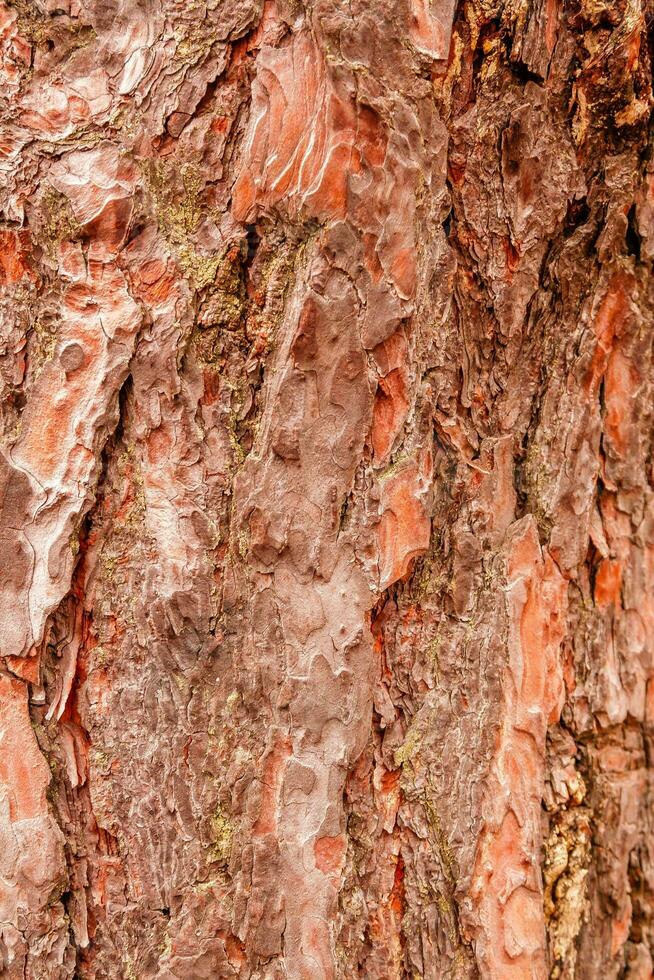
[1,0,653,976]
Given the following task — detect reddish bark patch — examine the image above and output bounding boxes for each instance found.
[232,32,351,222]
[4,653,40,683]
[231,30,419,299]
[253,733,292,836]
[594,558,623,608]
[544,0,560,53]
[408,0,451,58]
[372,369,410,462]
[218,929,247,969]
[133,258,177,305]
[586,274,632,397]
[389,852,405,917]
[0,228,32,285]
[377,459,431,589]
[604,346,639,460]
[0,673,50,822]
[314,834,346,875]
[465,519,567,974]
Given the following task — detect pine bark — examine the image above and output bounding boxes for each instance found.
[1,0,653,976]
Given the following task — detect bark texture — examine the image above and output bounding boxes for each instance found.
[1,0,653,976]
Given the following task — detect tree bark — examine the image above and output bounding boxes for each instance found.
[1,0,653,976]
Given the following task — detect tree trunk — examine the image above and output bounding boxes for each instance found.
[1,0,653,976]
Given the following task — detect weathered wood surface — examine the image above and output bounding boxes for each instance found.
[0,0,653,976]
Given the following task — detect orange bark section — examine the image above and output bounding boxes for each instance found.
[371,326,411,462]
[314,834,346,876]
[232,31,364,222]
[4,654,40,683]
[372,370,410,461]
[604,345,640,461]
[252,732,292,836]
[0,5,31,92]
[377,458,431,589]
[408,0,450,58]
[0,673,51,822]
[232,29,418,299]
[544,0,560,54]
[16,263,123,482]
[586,273,632,398]
[466,519,567,977]
[0,228,32,285]
[131,257,177,306]
[594,558,623,608]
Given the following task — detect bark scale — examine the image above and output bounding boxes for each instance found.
[0,0,653,977]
